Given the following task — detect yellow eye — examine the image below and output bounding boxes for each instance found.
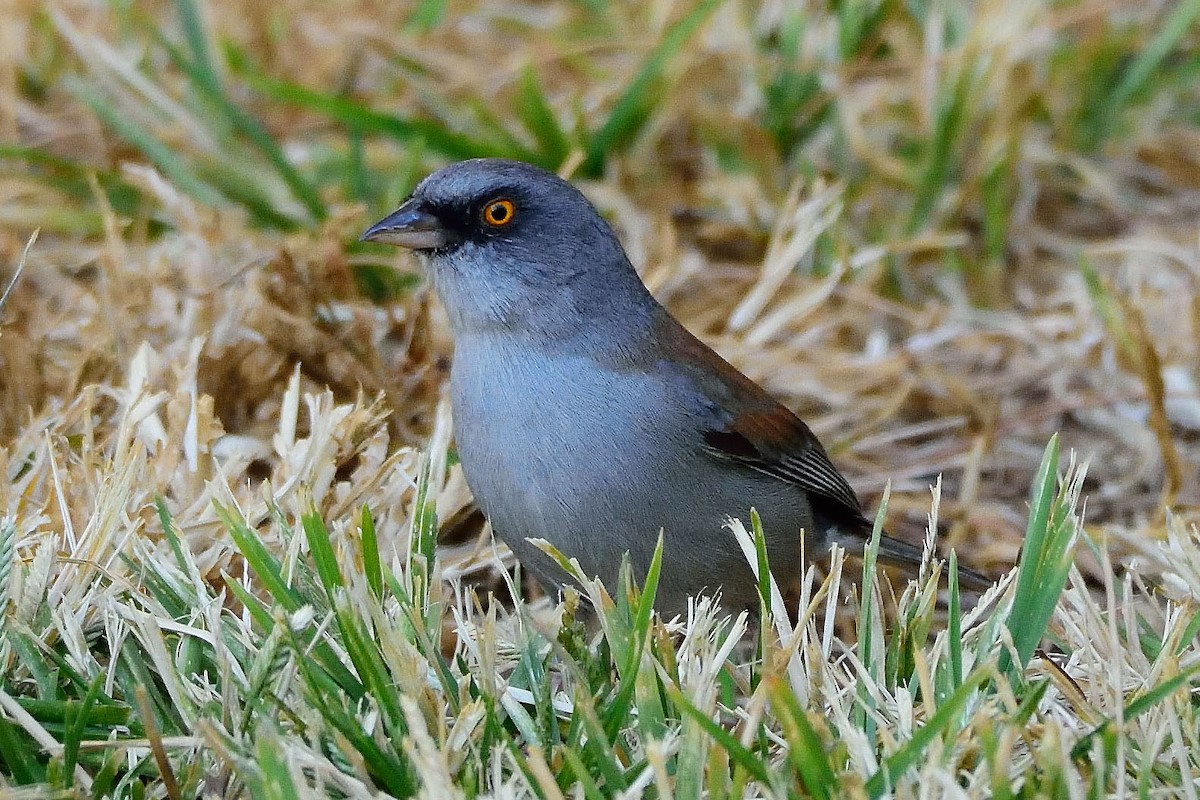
[482,198,516,227]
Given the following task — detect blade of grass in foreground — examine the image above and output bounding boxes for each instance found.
[60,673,106,779]
[999,435,1081,684]
[1069,660,1200,760]
[0,712,41,783]
[248,722,304,800]
[751,509,773,694]
[360,504,383,600]
[667,685,773,786]
[602,536,664,743]
[854,486,890,740]
[217,503,366,699]
[864,668,991,798]
[301,504,345,594]
[947,551,964,691]
[767,675,836,800]
[215,502,303,612]
[559,745,606,800]
[301,507,423,732]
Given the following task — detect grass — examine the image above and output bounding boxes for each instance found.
[2,0,1200,796]
[1,425,1197,795]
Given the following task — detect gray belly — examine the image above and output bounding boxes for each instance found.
[449,338,815,618]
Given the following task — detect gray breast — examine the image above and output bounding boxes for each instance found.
[447,334,814,618]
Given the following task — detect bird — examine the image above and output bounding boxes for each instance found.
[362,158,991,620]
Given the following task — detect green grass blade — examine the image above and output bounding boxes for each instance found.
[61,673,106,778]
[0,144,144,216]
[223,577,274,632]
[634,650,668,744]
[1069,661,1200,760]
[1102,0,1200,144]
[947,551,964,692]
[236,68,504,163]
[907,60,976,234]
[405,0,448,33]
[346,126,370,203]
[560,745,607,800]
[68,81,224,208]
[854,486,889,738]
[583,0,725,175]
[576,691,630,793]
[190,151,309,229]
[292,661,416,796]
[767,676,836,800]
[599,536,663,746]
[249,723,304,800]
[9,631,77,697]
[865,668,990,798]
[514,66,572,168]
[300,506,344,594]
[1010,678,1052,729]
[219,506,366,698]
[0,713,41,782]
[360,505,383,600]
[332,595,408,736]
[166,43,326,222]
[999,435,1079,682]
[154,497,191,578]
[215,502,303,612]
[172,0,217,86]
[667,685,772,785]
[163,3,327,220]
[460,97,544,165]
[836,0,892,59]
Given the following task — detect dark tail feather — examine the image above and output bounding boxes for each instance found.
[832,528,994,592]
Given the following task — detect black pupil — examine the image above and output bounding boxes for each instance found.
[490,203,509,223]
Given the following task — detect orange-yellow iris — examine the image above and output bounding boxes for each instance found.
[482,198,516,227]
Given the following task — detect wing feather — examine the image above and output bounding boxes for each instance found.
[649,315,869,528]
[701,408,867,525]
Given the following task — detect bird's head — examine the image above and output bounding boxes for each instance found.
[362,159,649,335]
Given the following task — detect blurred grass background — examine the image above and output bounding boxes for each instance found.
[2,0,1200,795]
[6,0,1199,541]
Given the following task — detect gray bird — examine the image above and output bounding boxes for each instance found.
[362,158,990,619]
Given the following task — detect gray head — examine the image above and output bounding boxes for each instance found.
[362,159,654,335]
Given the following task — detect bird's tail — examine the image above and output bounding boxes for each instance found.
[831,527,994,592]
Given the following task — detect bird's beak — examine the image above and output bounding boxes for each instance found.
[360,198,454,250]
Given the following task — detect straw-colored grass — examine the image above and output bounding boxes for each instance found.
[1,0,1199,795]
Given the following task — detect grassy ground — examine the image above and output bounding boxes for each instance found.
[2,0,1200,796]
